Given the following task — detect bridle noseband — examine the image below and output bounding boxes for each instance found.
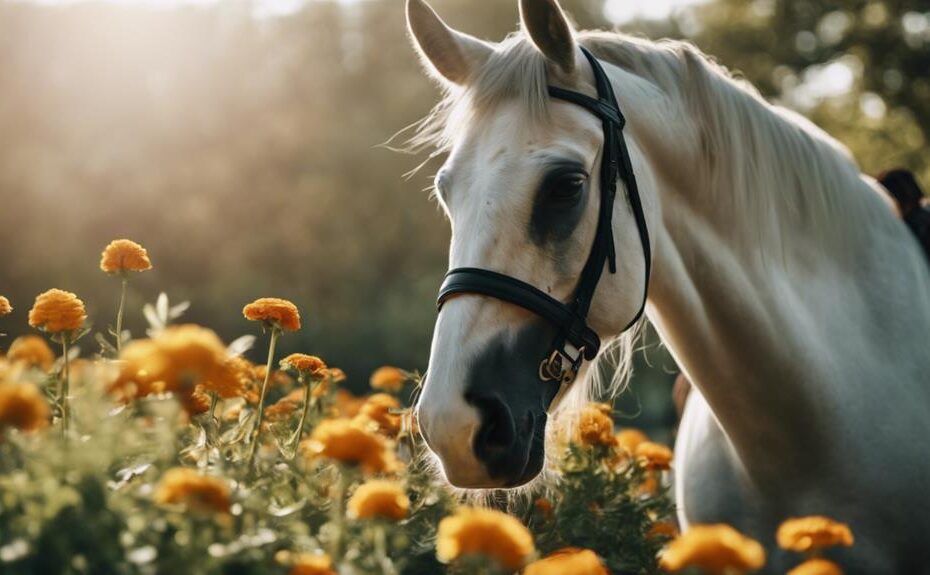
[436,47,652,391]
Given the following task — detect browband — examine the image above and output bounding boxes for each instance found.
[436,46,651,390]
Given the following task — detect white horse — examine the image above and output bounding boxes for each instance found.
[405,0,930,571]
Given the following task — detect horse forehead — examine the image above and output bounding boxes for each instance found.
[447,100,603,192]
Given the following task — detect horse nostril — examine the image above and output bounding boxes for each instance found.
[467,393,516,462]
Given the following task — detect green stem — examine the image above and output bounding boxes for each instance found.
[374,524,393,575]
[329,471,347,560]
[289,374,316,458]
[60,335,70,439]
[246,327,279,468]
[115,276,128,353]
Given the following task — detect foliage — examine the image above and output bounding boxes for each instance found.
[0,293,672,575]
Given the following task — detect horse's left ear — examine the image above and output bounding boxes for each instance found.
[519,0,576,75]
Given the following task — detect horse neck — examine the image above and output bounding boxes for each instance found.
[628,60,930,481]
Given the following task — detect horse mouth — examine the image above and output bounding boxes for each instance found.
[499,414,547,488]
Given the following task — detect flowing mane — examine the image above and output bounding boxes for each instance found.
[409,29,891,408]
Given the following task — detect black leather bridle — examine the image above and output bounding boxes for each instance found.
[436,47,651,389]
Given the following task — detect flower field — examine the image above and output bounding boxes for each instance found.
[0,240,852,575]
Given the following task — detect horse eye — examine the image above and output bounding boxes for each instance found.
[548,173,586,202]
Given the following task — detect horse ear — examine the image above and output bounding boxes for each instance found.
[406,0,493,86]
[519,0,576,75]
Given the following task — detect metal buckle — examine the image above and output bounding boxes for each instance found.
[538,345,586,386]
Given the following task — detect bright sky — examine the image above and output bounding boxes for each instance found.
[23,0,703,22]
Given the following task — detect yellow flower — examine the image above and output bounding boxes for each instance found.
[99,239,152,273]
[28,289,86,333]
[0,382,50,432]
[280,353,327,376]
[369,366,406,392]
[154,467,231,513]
[0,296,11,316]
[788,558,845,575]
[616,428,649,454]
[776,516,854,553]
[7,335,55,371]
[347,480,409,521]
[524,548,608,575]
[436,507,535,571]
[636,441,673,471]
[354,393,402,437]
[243,298,301,332]
[113,325,242,406]
[660,524,766,574]
[302,418,401,475]
[575,403,617,447]
[289,554,336,575]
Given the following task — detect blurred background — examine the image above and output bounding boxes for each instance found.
[1,0,927,439]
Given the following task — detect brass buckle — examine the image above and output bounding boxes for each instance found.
[538,346,585,386]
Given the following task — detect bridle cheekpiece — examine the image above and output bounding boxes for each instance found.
[436,47,652,392]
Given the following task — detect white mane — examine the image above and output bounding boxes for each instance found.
[409,29,880,408]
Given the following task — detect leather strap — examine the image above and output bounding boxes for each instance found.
[436,46,651,388]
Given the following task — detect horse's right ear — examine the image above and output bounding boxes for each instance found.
[406,0,493,86]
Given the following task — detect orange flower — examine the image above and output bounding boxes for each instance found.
[575,403,617,447]
[436,507,535,571]
[648,521,679,539]
[524,548,608,575]
[7,335,55,371]
[788,558,844,575]
[347,480,409,521]
[242,298,301,331]
[354,393,402,437]
[369,366,406,392]
[154,468,230,513]
[332,389,365,417]
[289,554,335,575]
[636,441,673,471]
[0,296,11,316]
[28,289,86,333]
[324,367,346,383]
[616,428,649,453]
[776,516,854,553]
[302,418,401,475]
[112,325,242,406]
[280,354,327,376]
[265,389,303,421]
[534,497,554,519]
[660,524,766,574]
[0,382,50,432]
[99,239,152,273]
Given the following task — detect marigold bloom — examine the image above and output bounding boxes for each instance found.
[369,366,406,391]
[648,521,680,539]
[616,428,649,453]
[575,403,617,447]
[776,516,854,553]
[636,441,673,470]
[436,507,535,571]
[154,468,230,513]
[0,382,50,432]
[660,524,766,574]
[28,289,86,333]
[534,497,554,519]
[355,393,402,437]
[265,389,303,421]
[7,335,55,371]
[324,367,346,383]
[302,418,401,475]
[524,548,608,575]
[332,389,365,417]
[347,480,409,521]
[99,239,152,273]
[243,298,301,331]
[788,558,844,575]
[113,325,242,405]
[289,554,336,575]
[280,353,327,376]
[0,296,11,316]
